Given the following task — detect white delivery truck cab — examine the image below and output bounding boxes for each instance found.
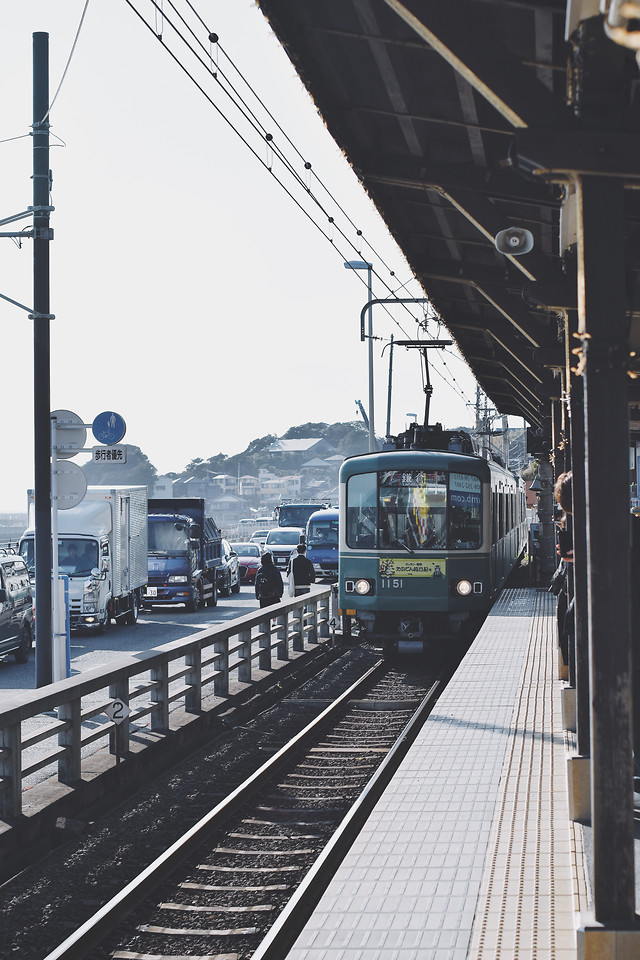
[20,486,148,631]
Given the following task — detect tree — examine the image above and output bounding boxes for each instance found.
[283,423,328,439]
[82,445,158,489]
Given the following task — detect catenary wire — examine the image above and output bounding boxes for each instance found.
[43,0,92,122]
[124,0,420,340]
[165,1,432,330]
[172,3,474,405]
[126,0,473,406]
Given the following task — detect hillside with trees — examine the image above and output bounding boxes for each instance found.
[173,421,370,482]
[80,421,369,488]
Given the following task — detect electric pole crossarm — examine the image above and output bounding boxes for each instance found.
[359,297,430,341]
[0,209,36,227]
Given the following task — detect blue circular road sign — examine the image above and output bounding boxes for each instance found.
[92,411,126,445]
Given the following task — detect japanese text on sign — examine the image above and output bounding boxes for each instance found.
[92,446,127,463]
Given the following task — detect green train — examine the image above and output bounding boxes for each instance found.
[338,424,528,655]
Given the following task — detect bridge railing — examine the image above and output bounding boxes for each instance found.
[0,586,332,820]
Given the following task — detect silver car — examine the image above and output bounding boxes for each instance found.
[263,527,305,570]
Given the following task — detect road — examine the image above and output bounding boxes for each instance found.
[0,585,260,696]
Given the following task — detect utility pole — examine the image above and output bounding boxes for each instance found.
[32,33,53,687]
[385,334,394,438]
[502,415,509,468]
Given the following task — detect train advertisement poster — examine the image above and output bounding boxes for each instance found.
[449,473,481,511]
[379,557,446,578]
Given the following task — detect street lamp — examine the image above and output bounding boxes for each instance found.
[344,260,375,452]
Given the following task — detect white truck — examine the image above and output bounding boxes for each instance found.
[20,486,148,632]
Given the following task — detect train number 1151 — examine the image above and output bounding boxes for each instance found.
[381,578,404,589]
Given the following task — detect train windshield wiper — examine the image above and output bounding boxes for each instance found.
[391,536,414,555]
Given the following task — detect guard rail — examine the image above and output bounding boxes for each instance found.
[0,586,332,820]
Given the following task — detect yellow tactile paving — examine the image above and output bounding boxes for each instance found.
[469,590,587,960]
[288,588,589,960]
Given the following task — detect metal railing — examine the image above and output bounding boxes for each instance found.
[0,586,332,819]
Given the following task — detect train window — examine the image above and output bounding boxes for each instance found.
[346,473,377,548]
[379,470,447,550]
[448,473,482,549]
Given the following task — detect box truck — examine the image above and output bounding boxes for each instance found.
[20,486,148,631]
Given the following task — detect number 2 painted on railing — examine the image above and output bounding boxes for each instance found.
[105,698,130,725]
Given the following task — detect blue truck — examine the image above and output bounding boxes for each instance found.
[275,499,331,529]
[306,507,339,581]
[143,498,222,611]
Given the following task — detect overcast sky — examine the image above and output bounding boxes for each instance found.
[0,1,479,513]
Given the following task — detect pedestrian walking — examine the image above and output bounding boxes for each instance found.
[287,542,316,597]
[254,551,284,608]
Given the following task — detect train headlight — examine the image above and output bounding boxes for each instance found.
[355,578,371,595]
[456,579,472,596]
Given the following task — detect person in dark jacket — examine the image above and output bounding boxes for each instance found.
[288,542,316,596]
[254,551,284,608]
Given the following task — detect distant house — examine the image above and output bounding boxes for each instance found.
[259,473,302,505]
[211,474,237,494]
[153,475,175,497]
[238,475,259,498]
[301,457,330,472]
[207,493,245,530]
[267,438,334,457]
[172,476,210,499]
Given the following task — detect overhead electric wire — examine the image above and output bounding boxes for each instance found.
[125,0,419,344]
[122,0,358,266]
[126,0,473,406]
[44,0,92,121]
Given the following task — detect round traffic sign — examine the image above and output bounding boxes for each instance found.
[51,409,87,459]
[92,411,126,445]
[53,460,87,510]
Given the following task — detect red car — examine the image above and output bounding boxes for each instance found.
[230,542,262,584]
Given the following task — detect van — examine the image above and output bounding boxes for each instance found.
[0,552,34,663]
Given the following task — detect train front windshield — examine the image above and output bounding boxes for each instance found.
[346,469,482,551]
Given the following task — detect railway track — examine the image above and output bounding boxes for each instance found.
[44,657,447,960]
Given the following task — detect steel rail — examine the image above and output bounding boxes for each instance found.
[252,674,443,960]
[42,658,389,960]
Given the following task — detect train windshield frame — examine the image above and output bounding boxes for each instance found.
[346,469,482,551]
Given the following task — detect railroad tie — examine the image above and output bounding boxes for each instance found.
[213,846,314,855]
[113,953,239,960]
[181,881,290,892]
[159,902,274,913]
[196,863,302,873]
[137,923,259,936]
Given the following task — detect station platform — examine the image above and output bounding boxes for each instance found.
[287,587,594,960]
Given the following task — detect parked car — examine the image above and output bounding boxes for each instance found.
[0,551,33,663]
[250,529,271,548]
[230,542,262,583]
[263,527,305,571]
[217,539,241,597]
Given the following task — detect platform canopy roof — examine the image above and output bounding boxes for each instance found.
[255,0,640,430]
